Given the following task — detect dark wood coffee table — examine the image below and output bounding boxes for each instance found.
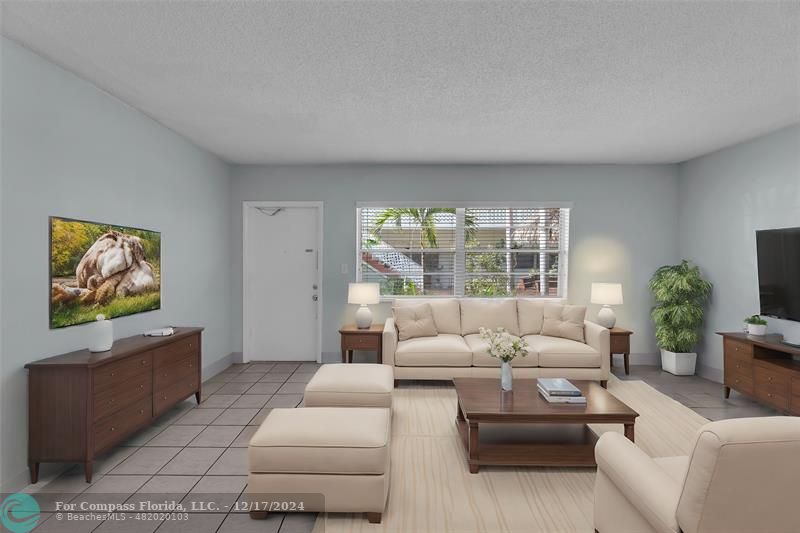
[453,378,638,473]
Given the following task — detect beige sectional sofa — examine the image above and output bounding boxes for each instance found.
[383,298,610,384]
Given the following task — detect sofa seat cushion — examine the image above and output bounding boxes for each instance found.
[249,407,390,475]
[394,334,472,367]
[525,335,600,368]
[464,333,539,367]
[304,363,393,408]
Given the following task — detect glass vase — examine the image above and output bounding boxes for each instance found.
[501,361,513,391]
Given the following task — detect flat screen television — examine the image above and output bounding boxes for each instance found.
[49,217,161,329]
[757,226,800,323]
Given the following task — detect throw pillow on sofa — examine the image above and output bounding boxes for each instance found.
[541,304,586,343]
[393,303,439,341]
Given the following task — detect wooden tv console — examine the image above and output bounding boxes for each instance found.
[718,332,800,415]
[25,327,203,483]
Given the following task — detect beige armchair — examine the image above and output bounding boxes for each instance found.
[594,416,800,533]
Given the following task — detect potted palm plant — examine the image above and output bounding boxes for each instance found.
[649,260,712,375]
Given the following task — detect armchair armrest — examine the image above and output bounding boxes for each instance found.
[595,432,681,533]
[383,318,397,367]
[584,320,610,379]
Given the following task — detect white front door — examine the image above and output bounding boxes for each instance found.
[243,204,321,361]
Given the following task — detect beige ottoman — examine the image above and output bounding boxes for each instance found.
[248,407,391,523]
[304,363,394,408]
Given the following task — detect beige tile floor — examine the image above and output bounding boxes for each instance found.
[27,361,320,533]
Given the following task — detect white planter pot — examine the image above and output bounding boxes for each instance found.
[747,324,767,336]
[660,349,697,376]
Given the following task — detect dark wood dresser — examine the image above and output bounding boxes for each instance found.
[26,327,203,483]
[718,332,800,415]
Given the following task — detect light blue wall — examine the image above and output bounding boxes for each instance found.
[0,38,233,488]
[230,164,680,360]
[678,124,800,380]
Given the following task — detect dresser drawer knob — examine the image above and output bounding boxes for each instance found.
[141,360,147,365]
[139,384,144,390]
[162,395,167,400]
[139,409,144,415]
[108,399,115,404]
[110,427,116,432]
[110,372,116,377]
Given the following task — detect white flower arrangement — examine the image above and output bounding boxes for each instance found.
[479,327,529,363]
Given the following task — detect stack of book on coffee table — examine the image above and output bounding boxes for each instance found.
[537,378,586,404]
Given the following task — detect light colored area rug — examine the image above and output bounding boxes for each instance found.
[314,376,708,533]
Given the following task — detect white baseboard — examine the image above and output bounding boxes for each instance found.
[697,363,723,383]
[202,351,241,380]
[626,352,660,366]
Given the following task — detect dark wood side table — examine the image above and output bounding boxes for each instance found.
[609,327,633,375]
[339,324,384,364]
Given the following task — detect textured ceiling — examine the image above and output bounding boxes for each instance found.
[2,1,799,164]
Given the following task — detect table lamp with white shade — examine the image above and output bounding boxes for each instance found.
[591,283,623,329]
[348,282,381,329]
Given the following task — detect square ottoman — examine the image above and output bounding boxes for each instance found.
[304,363,394,408]
[248,406,391,523]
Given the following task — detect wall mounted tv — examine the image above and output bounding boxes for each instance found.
[757,226,800,323]
[50,217,161,329]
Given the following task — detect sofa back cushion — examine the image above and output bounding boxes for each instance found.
[541,303,586,343]
[518,299,546,335]
[393,303,438,341]
[460,299,519,336]
[393,298,461,334]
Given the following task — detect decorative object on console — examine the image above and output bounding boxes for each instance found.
[479,327,529,391]
[348,282,380,329]
[744,314,768,336]
[649,260,712,375]
[88,314,113,353]
[144,326,175,337]
[49,217,161,329]
[591,282,623,328]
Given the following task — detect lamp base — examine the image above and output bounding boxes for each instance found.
[355,305,373,329]
[597,305,616,329]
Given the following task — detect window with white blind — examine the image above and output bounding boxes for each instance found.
[357,204,571,298]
